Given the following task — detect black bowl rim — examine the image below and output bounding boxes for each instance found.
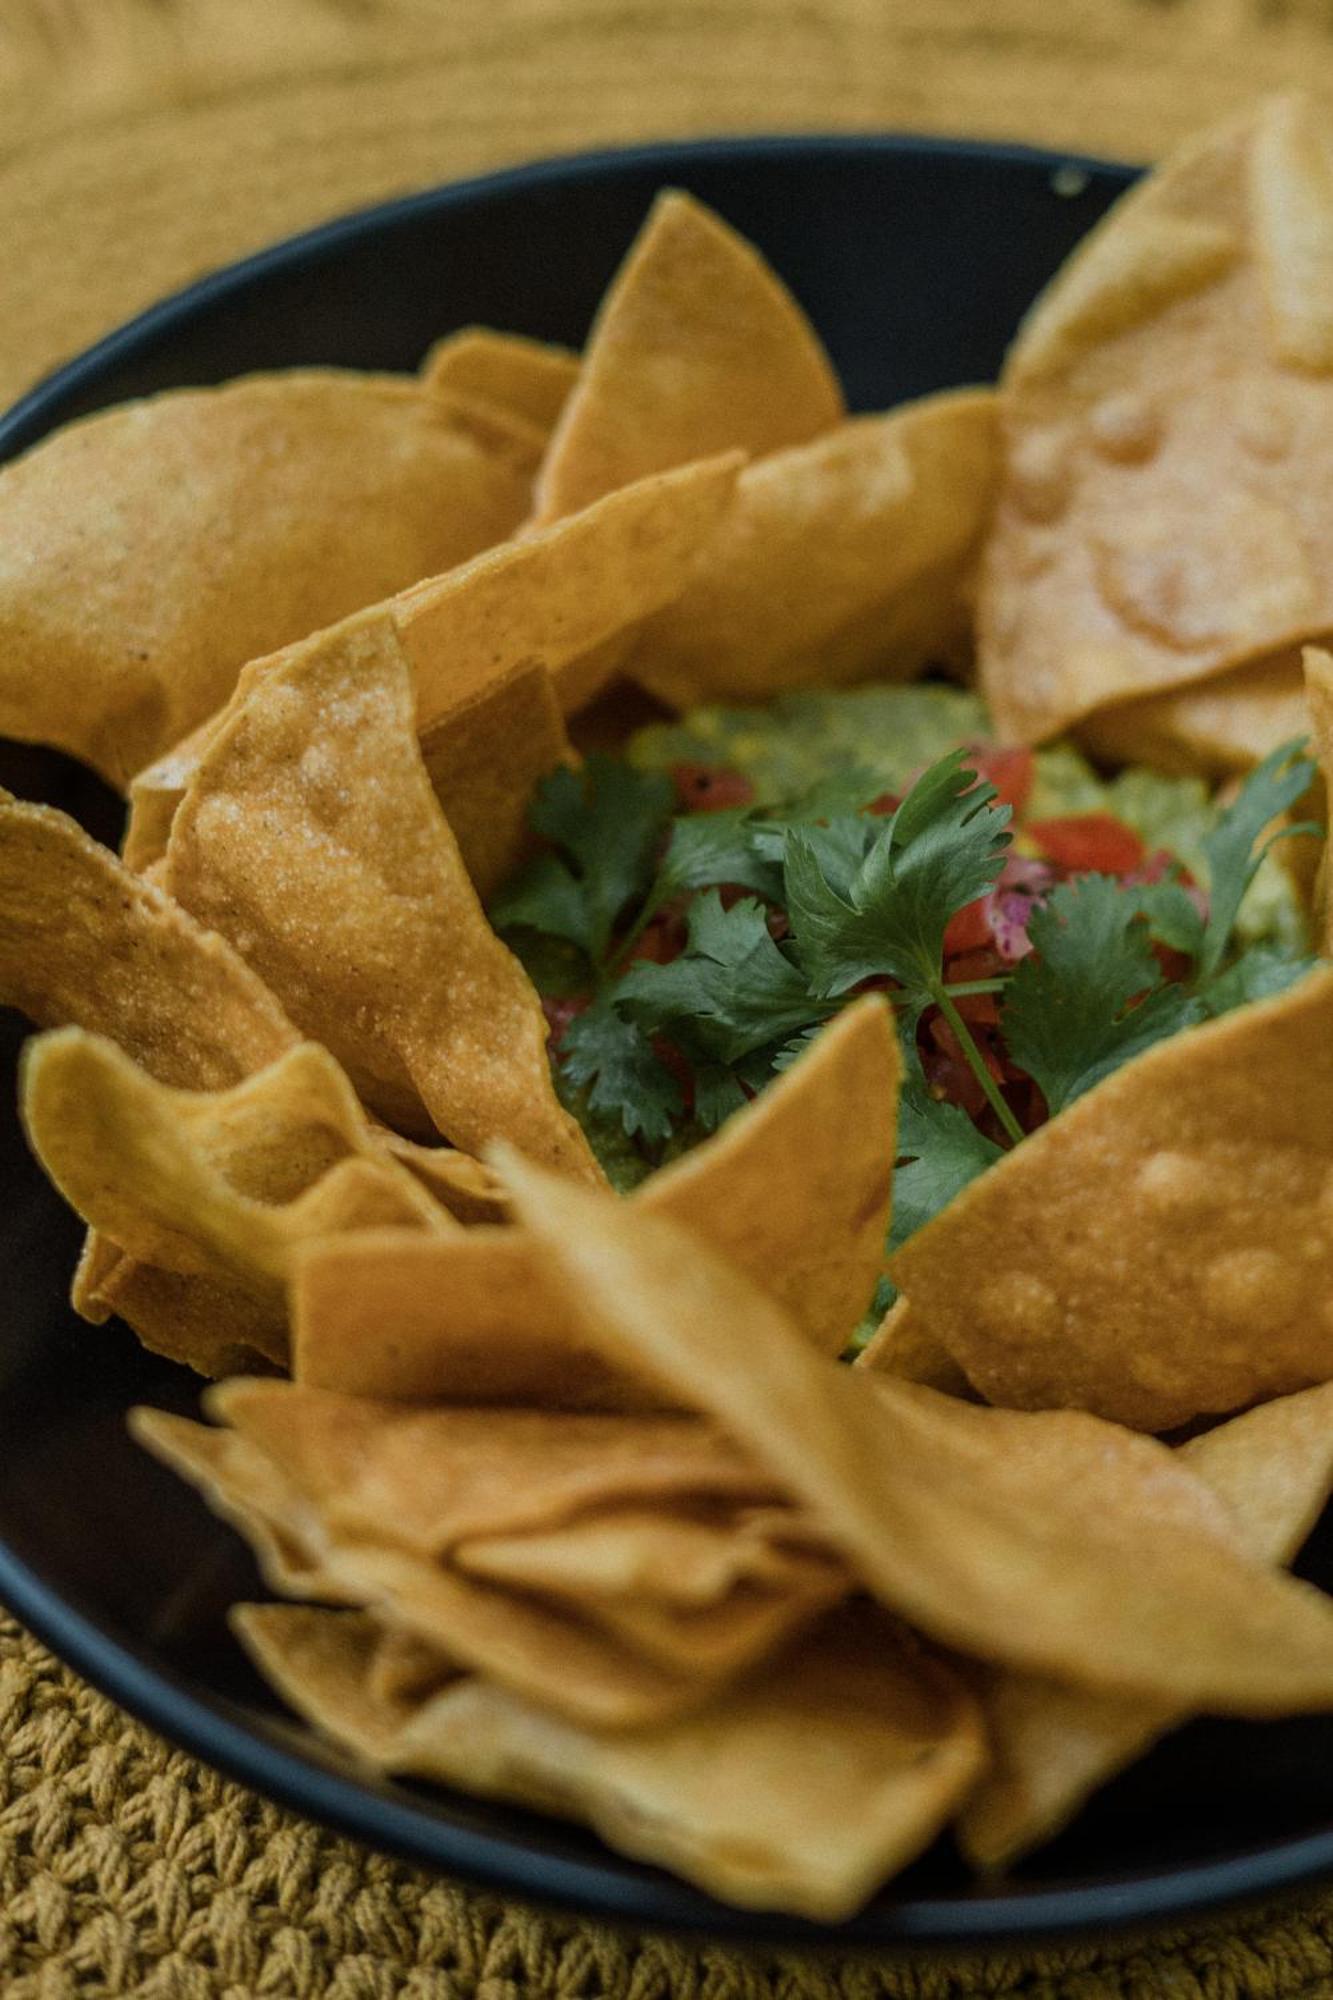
[8,128,1333,1953]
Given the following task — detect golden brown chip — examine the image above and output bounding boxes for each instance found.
[498,1152,1333,1712]
[22,1030,446,1301]
[133,1410,707,1729]
[421,327,580,434]
[980,96,1333,748]
[1078,648,1312,776]
[235,1599,984,1920]
[397,451,742,719]
[0,372,534,787]
[857,1299,978,1398]
[162,611,599,1179]
[627,391,997,709]
[532,191,843,525]
[0,791,296,1089]
[958,1382,1333,1870]
[890,968,1333,1431]
[292,999,900,1396]
[374,1136,509,1226]
[417,660,571,900]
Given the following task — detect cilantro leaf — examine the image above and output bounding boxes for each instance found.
[649,810,784,905]
[1002,874,1206,1116]
[1195,740,1319,980]
[784,751,1011,1005]
[888,1073,1004,1256]
[494,756,673,967]
[1198,947,1318,1019]
[560,1003,682,1142]
[616,891,830,1063]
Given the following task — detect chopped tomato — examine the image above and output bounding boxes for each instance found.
[1026,813,1146,875]
[942,897,995,955]
[652,1035,695,1113]
[670,763,755,813]
[969,744,1035,815]
[866,791,900,817]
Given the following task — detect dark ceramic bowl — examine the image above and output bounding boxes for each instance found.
[5,134,1333,1951]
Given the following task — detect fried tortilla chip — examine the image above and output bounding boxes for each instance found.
[532,191,843,525]
[292,998,899,1396]
[234,1599,982,1921]
[627,391,997,709]
[375,1136,508,1226]
[857,1299,977,1397]
[133,1409,708,1729]
[22,1030,446,1299]
[0,372,534,786]
[890,968,1333,1432]
[417,660,571,899]
[959,1382,1333,1869]
[980,96,1333,747]
[163,612,599,1178]
[1079,649,1313,776]
[421,328,580,435]
[0,791,296,1088]
[499,1153,1333,1712]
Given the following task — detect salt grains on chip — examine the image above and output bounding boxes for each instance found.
[162,611,601,1180]
[890,967,1333,1432]
[233,1601,985,1921]
[980,95,1333,756]
[0,373,535,787]
[531,190,844,525]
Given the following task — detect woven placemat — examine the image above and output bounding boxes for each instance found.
[8,5,1333,1993]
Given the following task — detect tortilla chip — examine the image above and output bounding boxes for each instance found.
[980,96,1333,747]
[0,372,534,787]
[1078,649,1312,776]
[890,967,1333,1432]
[162,611,599,1179]
[237,1594,973,1921]
[532,191,843,525]
[498,1153,1333,1712]
[857,1299,978,1397]
[398,451,742,720]
[86,1259,289,1376]
[959,1382,1333,1869]
[22,1030,446,1302]
[134,1409,706,1729]
[291,998,900,1397]
[627,391,997,709]
[0,791,296,1089]
[421,327,579,434]
[374,1136,509,1226]
[417,660,571,900]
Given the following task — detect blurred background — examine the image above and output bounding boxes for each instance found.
[5,0,1333,406]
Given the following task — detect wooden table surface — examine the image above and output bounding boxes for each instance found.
[5,0,1333,410]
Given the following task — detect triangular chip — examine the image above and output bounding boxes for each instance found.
[980,96,1333,744]
[0,372,534,786]
[133,1410,706,1729]
[0,791,296,1088]
[628,391,998,709]
[421,327,579,435]
[890,968,1333,1431]
[1079,647,1313,775]
[235,1600,983,1921]
[498,1152,1333,1713]
[162,612,599,1178]
[857,1299,977,1397]
[22,1030,446,1300]
[532,191,843,524]
[291,998,900,1396]
[959,1382,1333,1869]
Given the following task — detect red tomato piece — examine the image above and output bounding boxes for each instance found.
[942,898,995,956]
[969,744,1035,815]
[1026,813,1146,875]
[670,763,755,813]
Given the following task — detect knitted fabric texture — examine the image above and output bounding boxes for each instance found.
[5,1612,1333,2000]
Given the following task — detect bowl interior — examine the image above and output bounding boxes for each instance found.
[6,134,1333,1949]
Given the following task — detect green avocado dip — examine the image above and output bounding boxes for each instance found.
[488,682,1320,1335]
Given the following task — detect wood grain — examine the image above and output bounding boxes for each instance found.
[4,0,1333,404]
